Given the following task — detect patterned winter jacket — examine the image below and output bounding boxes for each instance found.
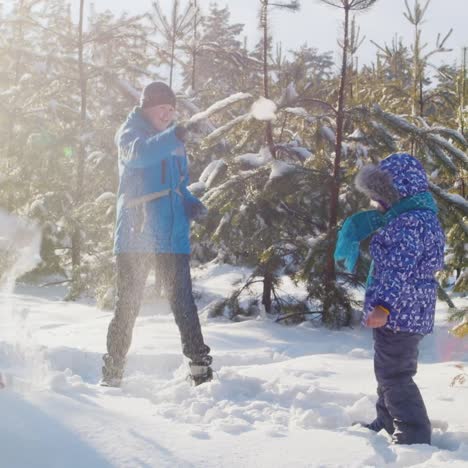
[363,153,445,335]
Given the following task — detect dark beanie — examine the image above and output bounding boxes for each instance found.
[140,82,176,109]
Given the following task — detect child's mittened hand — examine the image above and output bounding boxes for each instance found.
[366,306,389,328]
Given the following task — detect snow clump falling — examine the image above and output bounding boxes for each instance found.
[250,97,277,121]
[0,209,48,390]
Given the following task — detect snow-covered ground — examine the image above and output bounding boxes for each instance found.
[1,264,467,468]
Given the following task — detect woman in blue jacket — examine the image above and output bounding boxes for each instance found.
[102,82,212,387]
[336,153,445,444]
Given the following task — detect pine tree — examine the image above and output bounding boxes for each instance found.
[1,2,153,301]
[403,0,452,153]
[1,0,464,322]
[0,1,85,282]
[63,6,153,301]
[181,2,252,103]
[318,0,377,327]
[276,44,334,93]
[0,0,46,211]
[258,0,300,157]
[187,0,200,91]
[149,0,196,87]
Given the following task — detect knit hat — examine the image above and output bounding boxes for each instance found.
[140,82,176,109]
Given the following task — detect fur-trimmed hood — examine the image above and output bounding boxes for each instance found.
[355,153,428,206]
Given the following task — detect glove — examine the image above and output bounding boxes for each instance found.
[184,198,208,222]
[175,121,204,144]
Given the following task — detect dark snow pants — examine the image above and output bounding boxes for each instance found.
[373,327,431,445]
[106,253,211,368]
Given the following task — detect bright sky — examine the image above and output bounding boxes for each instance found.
[85,0,467,67]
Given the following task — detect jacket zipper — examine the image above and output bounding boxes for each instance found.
[161,160,167,184]
[169,157,174,250]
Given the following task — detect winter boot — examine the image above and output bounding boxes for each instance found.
[188,362,213,386]
[100,354,125,387]
[352,420,384,432]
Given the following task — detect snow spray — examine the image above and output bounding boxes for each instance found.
[0,209,48,390]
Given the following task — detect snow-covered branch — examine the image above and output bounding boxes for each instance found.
[429,182,468,215]
[202,113,252,147]
[188,93,253,124]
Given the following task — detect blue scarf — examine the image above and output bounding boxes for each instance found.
[334,191,438,275]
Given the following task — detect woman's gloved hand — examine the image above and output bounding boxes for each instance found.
[175,121,204,144]
[184,198,208,222]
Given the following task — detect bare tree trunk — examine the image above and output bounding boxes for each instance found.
[5,118,16,212]
[259,1,275,314]
[411,15,421,155]
[412,22,420,117]
[354,56,359,101]
[323,5,350,326]
[169,0,178,87]
[13,1,24,84]
[71,0,87,284]
[191,0,198,91]
[419,78,424,117]
[262,271,273,314]
[458,82,466,201]
[4,0,25,211]
[262,1,275,158]
[262,7,269,100]
[169,37,176,87]
[460,47,467,138]
[191,43,197,91]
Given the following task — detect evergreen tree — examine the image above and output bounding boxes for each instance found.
[149,0,196,87]
[0,0,464,323]
[0,1,152,302]
[181,2,252,102]
[277,44,334,93]
[258,0,300,156]
[319,0,377,327]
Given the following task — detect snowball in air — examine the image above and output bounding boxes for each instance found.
[250,97,277,121]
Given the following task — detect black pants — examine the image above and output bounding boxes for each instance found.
[106,253,211,367]
[373,327,431,445]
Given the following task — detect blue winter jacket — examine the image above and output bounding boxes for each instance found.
[113,108,202,254]
[363,153,445,335]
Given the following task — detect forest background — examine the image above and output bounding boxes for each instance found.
[0,0,466,331]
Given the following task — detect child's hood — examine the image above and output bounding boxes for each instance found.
[355,153,428,206]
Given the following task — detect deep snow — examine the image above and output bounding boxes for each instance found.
[1,263,467,468]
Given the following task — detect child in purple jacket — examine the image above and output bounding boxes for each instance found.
[336,153,445,444]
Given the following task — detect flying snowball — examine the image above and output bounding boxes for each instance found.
[250,97,277,121]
